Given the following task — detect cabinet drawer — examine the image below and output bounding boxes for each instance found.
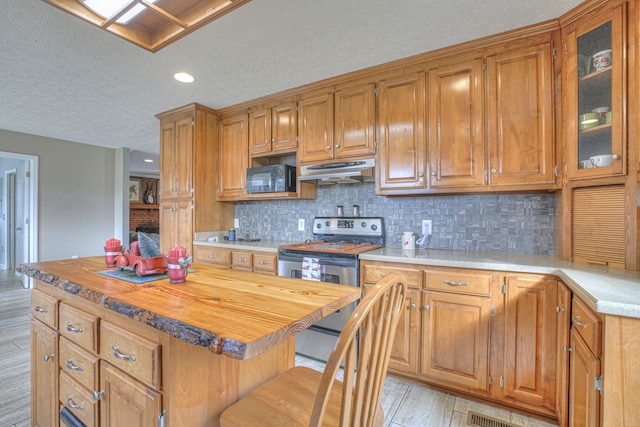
[571,297,601,357]
[424,268,492,296]
[232,251,253,269]
[100,321,161,388]
[253,253,277,273]
[59,337,100,392]
[31,289,59,329]
[59,303,99,353]
[362,263,422,288]
[60,371,98,427]
[194,246,231,267]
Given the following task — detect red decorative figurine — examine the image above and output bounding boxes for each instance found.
[167,245,191,284]
[104,238,122,267]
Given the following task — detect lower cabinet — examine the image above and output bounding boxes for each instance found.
[194,244,278,275]
[100,361,162,427]
[31,319,59,427]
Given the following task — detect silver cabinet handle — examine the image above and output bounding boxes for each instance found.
[410,303,416,309]
[325,145,331,150]
[418,173,424,177]
[236,258,247,262]
[112,345,136,362]
[573,315,588,329]
[66,395,84,410]
[207,254,217,258]
[66,322,83,333]
[257,260,269,265]
[443,280,468,287]
[491,167,497,173]
[272,138,276,142]
[93,390,104,401]
[66,358,84,371]
[612,154,620,160]
[43,354,54,362]
[335,144,340,148]
[34,305,47,313]
[431,172,436,176]
[423,304,430,310]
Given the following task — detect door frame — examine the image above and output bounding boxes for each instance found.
[0,151,38,288]
[4,169,16,270]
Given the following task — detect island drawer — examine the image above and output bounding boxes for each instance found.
[232,251,253,269]
[59,337,100,392]
[194,246,232,267]
[253,253,277,274]
[31,289,59,329]
[59,303,99,353]
[424,268,492,297]
[361,262,422,288]
[571,296,601,356]
[100,321,161,388]
[60,371,98,427]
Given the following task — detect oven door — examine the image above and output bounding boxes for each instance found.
[278,257,358,331]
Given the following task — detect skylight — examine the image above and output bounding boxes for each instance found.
[83,0,157,24]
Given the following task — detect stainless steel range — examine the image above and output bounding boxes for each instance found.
[278,216,384,362]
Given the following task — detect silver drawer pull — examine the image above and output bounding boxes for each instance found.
[443,280,468,287]
[66,395,84,410]
[236,258,247,262]
[43,354,55,362]
[573,315,588,329]
[34,305,48,313]
[207,254,217,258]
[66,358,84,371]
[112,345,136,362]
[410,303,416,309]
[66,322,84,333]
[93,390,104,401]
[258,260,269,265]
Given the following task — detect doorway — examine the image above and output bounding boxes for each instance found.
[0,152,38,288]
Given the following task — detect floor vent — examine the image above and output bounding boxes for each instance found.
[467,411,518,427]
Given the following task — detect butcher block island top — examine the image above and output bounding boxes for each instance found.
[19,256,361,359]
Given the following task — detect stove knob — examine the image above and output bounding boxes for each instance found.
[316,223,322,229]
[360,221,367,228]
[371,224,378,231]
[325,221,330,227]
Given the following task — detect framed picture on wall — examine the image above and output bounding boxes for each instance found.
[129,178,142,202]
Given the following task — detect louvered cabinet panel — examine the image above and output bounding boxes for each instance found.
[572,185,625,269]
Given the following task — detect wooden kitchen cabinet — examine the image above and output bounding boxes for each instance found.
[562,3,626,179]
[249,100,297,157]
[486,41,556,187]
[428,58,485,189]
[31,319,59,427]
[157,104,234,255]
[376,72,427,194]
[556,281,572,427]
[218,112,250,201]
[194,244,278,275]
[421,290,492,394]
[499,274,558,417]
[333,82,377,159]
[298,90,334,163]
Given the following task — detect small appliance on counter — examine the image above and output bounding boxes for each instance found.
[246,164,296,194]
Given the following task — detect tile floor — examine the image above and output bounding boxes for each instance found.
[0,269,558,427]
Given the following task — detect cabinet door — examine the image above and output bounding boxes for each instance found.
[334,83,377,159]
[218,113,249,200]
[388,288,420,374]
[569,330,600,427]
[564,5,625,178]
[159,199,193,255]
[486,42,555,187]
[556,281,572,427]
[31,320,59,427]
[503,274,557,414]
[376,72,427,193]
[159,114,194,199]
[271,101,298,152]
[298,92,334,163]
[249,107,271,155]
[428,59,484,188]
[421,291,491,394]
[100,362,162,427]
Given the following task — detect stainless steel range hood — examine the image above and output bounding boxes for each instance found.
[298,159,375,185]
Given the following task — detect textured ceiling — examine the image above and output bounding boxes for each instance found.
[0,0,582,173]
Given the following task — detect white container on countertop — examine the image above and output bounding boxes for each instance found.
[402,232,416,249]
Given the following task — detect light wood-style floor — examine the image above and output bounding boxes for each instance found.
[0,270,557,427]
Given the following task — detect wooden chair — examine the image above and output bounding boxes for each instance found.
[220,273,407,427]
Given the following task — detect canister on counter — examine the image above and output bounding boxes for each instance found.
[402,232,416,249]
[228,228,236,241]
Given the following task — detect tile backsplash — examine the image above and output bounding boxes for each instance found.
[234,183,555,254]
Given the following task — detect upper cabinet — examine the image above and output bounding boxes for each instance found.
[249,100,297,157]
[218,113,249,201]
[298,90,335,163]
[486,42,556,187]
[159,112,194,200]
[563,4,625,179]
[376,72,427,194]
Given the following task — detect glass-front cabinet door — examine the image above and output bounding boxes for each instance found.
[564,5,625,179]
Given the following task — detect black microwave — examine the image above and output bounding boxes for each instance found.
[246,165,296,194]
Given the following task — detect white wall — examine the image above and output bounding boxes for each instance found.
[0,129,116,261]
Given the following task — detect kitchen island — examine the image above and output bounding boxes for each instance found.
[19,257,361,427]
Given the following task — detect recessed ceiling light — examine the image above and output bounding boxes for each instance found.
[174,72,195,83]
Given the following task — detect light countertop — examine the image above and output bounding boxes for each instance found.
[194,238,640,319]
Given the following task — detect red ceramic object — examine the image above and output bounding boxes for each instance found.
[167,262,188,284]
